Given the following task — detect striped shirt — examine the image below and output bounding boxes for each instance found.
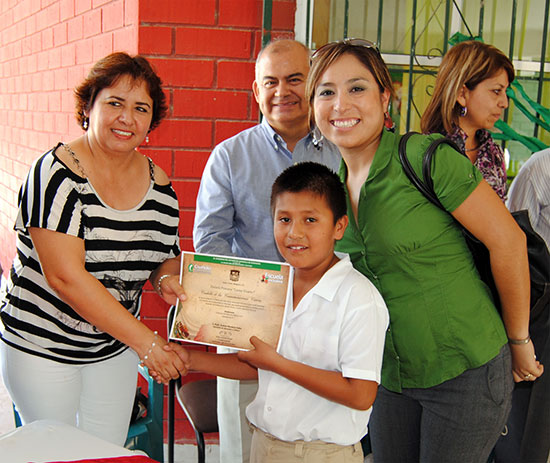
[507,148,550,250]
[0,144,180,364]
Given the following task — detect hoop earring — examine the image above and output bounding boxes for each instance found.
[460,105,468,117]
[82,117,89,130]
[312,126,324,147]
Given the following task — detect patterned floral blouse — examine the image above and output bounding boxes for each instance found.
[445,126,507,201]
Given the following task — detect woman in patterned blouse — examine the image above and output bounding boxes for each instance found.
[421,41,514,201]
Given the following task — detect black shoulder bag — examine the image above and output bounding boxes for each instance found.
[398,132,550,331]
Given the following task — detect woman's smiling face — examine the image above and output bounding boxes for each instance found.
[313,53,389,155]
[87,75,153,154]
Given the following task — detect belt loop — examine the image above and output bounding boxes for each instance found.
[353,442,362,453]
[294,441,304,457]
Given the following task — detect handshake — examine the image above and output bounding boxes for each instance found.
[148,336,278,384]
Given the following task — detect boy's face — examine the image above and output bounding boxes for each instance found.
[273,190,348,272]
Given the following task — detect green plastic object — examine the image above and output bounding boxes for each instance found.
[448,31,482,46]
[125,364,165,462]
[12,403,22,427]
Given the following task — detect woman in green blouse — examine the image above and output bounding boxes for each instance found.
[306,39,543,463]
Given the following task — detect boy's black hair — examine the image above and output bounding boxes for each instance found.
[270,161,347,223]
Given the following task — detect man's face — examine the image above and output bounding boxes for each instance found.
[253,45,310,133]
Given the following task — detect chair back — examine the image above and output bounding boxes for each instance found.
[177,379,218,434]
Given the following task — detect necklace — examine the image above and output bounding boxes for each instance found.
[66,137,152,182]
[63,143,87,178]
[464,145,480,152]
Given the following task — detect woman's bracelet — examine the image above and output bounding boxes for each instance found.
[140,331,159,364]
[508,335,531,345]
[156,274,172,296]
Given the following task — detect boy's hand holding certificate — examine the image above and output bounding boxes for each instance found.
[169,252,292,350]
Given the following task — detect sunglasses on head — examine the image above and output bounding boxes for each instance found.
[312,38,380,59]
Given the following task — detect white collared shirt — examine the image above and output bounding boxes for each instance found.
[246,254,389,445]
[508,148,550,249]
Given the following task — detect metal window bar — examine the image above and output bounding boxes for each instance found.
[262,0,273,47]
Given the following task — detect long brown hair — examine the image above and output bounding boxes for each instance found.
[421,41,514,134]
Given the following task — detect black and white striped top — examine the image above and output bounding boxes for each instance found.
[0,144,180,364]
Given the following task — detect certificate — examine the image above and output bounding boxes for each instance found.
[169,252,292,351]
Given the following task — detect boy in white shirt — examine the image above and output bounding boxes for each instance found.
[170,162,389,462]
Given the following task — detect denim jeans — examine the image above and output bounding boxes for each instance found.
[370,344,513,463]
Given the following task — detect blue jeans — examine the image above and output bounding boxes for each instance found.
[370,345,513,463]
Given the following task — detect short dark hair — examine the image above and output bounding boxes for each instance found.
[271,162,347,223]
[74,52,167,132]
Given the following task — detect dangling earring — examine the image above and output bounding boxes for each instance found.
[312,126,324,148]
[82,117,89,130]
[145,135,149,144]
[384,111,395,132]
[460,105,468,117]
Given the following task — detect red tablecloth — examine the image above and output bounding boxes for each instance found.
[43,456,157,463]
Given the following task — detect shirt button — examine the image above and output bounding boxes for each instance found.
[361,250,366,256]
[267,406,272,412]
[396,355,400,360]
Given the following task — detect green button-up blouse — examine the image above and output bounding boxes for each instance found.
[336,129,507,392]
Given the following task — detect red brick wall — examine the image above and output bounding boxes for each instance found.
[0,0,139,274]
[0,0,296,446]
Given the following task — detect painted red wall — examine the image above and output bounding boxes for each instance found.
[0,0,296,446]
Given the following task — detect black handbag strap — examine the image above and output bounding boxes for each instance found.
[399,132,550,318]
[398,132,464,210]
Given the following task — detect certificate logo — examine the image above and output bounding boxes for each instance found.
[230,269,240,281]
[261,273,284,284]
[188,263,212,274]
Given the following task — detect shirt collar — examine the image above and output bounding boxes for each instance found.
[260,117,286,151]
[446,125,491,152]
[307,253,352,302]
[370,129,396,177]
[338,129,400,183]
[260,117,315,153]
[340,129,396,182]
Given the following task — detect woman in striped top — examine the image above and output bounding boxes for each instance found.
[0,53,186,446]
